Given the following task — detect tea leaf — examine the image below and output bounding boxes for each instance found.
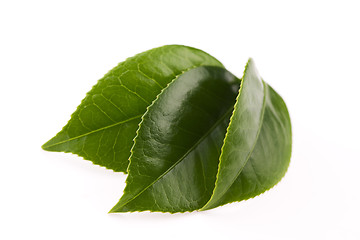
[42,45,223,172]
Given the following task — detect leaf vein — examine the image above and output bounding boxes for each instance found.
[118,107,234,208]
[43,115,142,148]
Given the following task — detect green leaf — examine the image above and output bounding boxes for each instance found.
[202,59,292,210]
[109,59,291,213]
[109,66,240,213]
[43,45,291,213]
[42,45,223,172]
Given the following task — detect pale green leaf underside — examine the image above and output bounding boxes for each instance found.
[42,45,291,213]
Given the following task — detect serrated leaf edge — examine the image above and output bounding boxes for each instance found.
[109,64,226,213]
[201,59,267,210]
[42,45,223,173]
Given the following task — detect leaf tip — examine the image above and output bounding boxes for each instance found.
[108,208,116,214]
[41,137,57,151]
[41,140,50,151]
[108,204,124,214]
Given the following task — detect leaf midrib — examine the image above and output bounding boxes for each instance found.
[116,106,235,209]
[42,114,142,149]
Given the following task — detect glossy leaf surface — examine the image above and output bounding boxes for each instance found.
[202,59,292,210]
[109,59,291,212]
[205,83,291,209]
[42,45,223,172]
[43,45,292,213]
[110,66,239,213]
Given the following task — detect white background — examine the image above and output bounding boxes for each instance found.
[1,0,359,239]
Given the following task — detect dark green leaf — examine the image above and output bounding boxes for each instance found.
[202,59,292,210]
[109,66,239,213]
[43,45,291,213]
[109,59,291,213]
